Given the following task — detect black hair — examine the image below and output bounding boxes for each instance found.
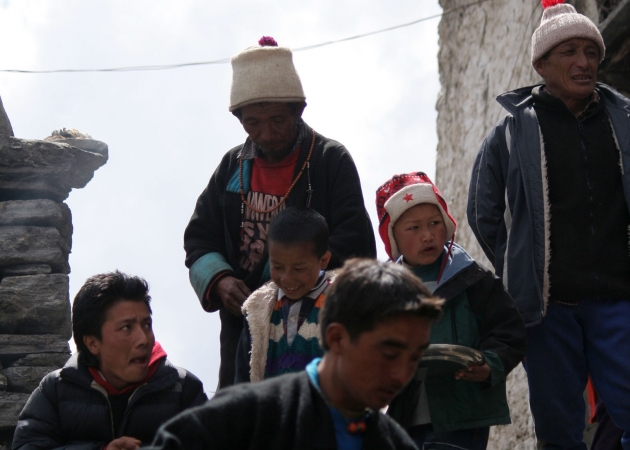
[268,207,329,258]
[319,259,443,350]
[72,271,152,367]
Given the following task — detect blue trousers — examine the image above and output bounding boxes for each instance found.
[407,424,489,450]
[524,299,630,450]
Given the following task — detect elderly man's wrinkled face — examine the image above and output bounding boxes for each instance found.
[534,38,600,109]
[239,102,301,163]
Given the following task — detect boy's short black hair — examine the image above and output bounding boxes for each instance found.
[268,207,329,258]
[320,259,443,350]
[72,271,152,367]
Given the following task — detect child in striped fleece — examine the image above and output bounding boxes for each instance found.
[234,207,333,383]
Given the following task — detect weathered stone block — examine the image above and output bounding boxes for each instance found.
[0,275,71,337]
[0,335,69,357]
[0,226,70,273]
[61,138,108,159]
[0,135,107,202]
[0,200,73,243]
[12,352,70,367]
[0,392,29,431]
[0,366,55,393]
[0,264,52,277]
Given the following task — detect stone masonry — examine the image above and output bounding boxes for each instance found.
[0,96,108,448]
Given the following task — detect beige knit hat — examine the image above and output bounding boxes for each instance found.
[229,36,305,112]
[531,0,605,65]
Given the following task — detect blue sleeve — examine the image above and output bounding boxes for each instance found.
[188,253,233,310]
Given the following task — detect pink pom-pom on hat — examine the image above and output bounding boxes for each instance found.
[541,0,564,8]
[258,36,278,47]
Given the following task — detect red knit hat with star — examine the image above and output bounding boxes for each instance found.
[376,172,456,260]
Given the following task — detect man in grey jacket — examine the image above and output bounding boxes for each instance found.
[467,2,630,450]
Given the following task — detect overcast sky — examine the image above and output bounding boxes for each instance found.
[0,0,442,392]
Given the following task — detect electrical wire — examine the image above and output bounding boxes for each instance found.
[0,0,490,74]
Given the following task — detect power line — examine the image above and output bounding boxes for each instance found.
[0,0,489,74]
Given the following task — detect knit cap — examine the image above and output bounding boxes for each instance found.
[229,36,306,112]
[531,0,605,65]
[375,172,456,261]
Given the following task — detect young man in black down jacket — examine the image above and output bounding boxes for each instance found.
[12,272,207,450]
[147,259,443,450]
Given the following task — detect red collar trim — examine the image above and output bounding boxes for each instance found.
[88,341,167,395]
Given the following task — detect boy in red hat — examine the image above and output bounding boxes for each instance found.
[376,172,526,450]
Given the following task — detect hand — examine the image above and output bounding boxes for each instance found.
[454,362,491,382]
[107,436,141,450]
[214,276,251,316]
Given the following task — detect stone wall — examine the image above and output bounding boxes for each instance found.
[0,97,107,448]
[435,0,599,448]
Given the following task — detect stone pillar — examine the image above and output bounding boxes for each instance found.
[435,1,599,449]
[0,98,108,448]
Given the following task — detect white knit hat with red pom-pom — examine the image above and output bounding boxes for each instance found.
[229,36,305,112]
[531,0,605,65]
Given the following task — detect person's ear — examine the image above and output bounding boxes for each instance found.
[324,323,349,355]
[296,101,306,118]
[533,58,546,78]
[83,335,101,356]
[320,251,332,270]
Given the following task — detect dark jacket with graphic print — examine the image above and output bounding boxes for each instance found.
[183,125,376,387]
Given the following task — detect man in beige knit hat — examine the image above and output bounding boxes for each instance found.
[183,37,376,389]
[467,1,630,449]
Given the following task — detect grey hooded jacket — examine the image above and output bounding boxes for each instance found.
[467,83,630,327]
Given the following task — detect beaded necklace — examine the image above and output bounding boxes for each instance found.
[239,129,316,228]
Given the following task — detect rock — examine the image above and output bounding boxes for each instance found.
[0,334,69,357]
[0,199,72,249]
[0,226,70,274]
[0,264,52,277]
[0,135,107,202]
[0,96,12,137]
[0,200,73,249]
[0,275,71,337]
[58,138,108,159]
[0,374,6,391]
[12,352,70,367]
[0,392,29,431]
[0,366,55,393]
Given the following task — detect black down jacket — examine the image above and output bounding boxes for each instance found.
[12,354,207,450]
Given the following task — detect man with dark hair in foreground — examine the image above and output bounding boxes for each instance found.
[12,271,207,450]
[147,259,443,450]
